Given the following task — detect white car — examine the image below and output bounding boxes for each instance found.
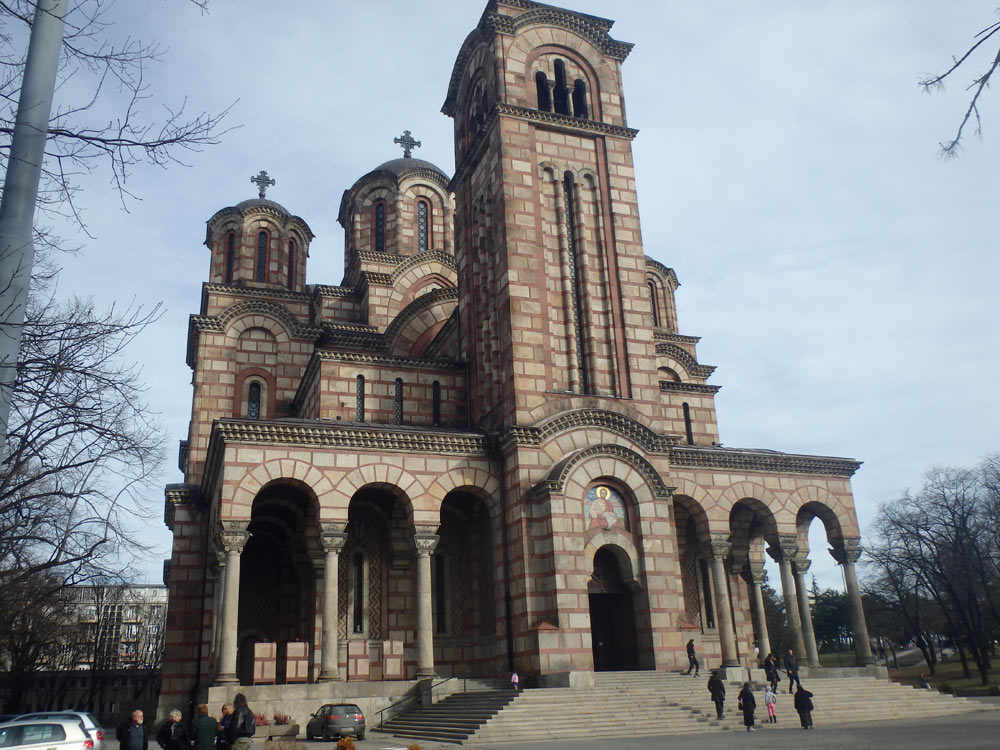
[14,713,104,750]
[0,719,95,750]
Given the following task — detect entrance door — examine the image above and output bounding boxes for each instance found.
[589,547,639,671]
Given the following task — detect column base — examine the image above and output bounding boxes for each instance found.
[213,673,239,686]
[317,669,341,682]
[416,669,437,679]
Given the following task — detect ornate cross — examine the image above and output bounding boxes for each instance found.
[393,130,421,158]
[250,170,275,198]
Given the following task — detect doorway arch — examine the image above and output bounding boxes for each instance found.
[588,545,639,671]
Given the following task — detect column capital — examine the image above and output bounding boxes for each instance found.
[708,539,731,560]
[766,535,799,563]
[793,558,812,575]
[412,533,440,555]
[320,531,348,553]
[747,565,767,585]
[830,539,863,565]
[218,521,250,554]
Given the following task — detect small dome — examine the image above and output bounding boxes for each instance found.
[373,157,449,180]
[234,197,291,215]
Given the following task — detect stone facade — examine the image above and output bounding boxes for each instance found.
[159,0,873,719]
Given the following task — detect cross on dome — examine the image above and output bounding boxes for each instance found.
[250,170,275,198]
[393,130,421,158]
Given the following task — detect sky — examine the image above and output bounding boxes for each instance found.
[29,0,1000,591]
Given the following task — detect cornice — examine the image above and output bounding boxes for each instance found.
[314,350,464,371]
[644,258,680,288]
[203,283,311,304]
[163,483,203,531]
[659,381,722,395]
[312,284,358,299]
[498,104,638,139]
[363,271,393,286]
[669,445,862,477]
[356,250,402,266]
[653,331,701,345]
[499,408,677,453]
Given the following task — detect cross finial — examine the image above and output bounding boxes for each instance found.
[250,170,275,198]
[393,130,421,158]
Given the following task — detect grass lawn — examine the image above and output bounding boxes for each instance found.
[888,657,1000,695]
[818,651,856,667]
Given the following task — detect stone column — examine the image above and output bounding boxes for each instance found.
[746,566,771,663]
[768,539,807,660]
[214,524,250,685]
[708,540,739,667]
[318,526,347,682]
[793,558,821,667]
[831,540,875,666]
[413,532,440,678]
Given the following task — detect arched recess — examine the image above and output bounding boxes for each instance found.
[384,287,459,357]
[326,465,425,527]
[586,543,641,671]
[728,496,781,579]
[236,478,320,685]
[433,485,500,677]
[794,497,848,555]
[671,494,714,633]
[227,458,336,520]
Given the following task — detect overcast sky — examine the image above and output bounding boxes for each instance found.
[35,1,1000,591]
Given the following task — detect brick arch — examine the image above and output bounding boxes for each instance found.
[384,287,459,357]
[583,535,641,589]
[715,481,784,537]
[219,301,297,342]
[428,465,500,508]
[519,40,609,117]
[548,445,670,501]
[228,459,336,520]
[728,496,780,550]
[790,486,853,551]
[324,464,428,526]
[654,342,715,382]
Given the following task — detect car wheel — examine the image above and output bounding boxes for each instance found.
[356,732,365,741]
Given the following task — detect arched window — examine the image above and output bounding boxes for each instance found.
[432,380,441,426]
[255,230,268,282]
[572,79,589,118]
[287,239,296,290]
[648,281,660,326]
[394,378,403,424]
[563,171,589,393]
[535,71,552,112]
[374,201,385,252]
[224,232,235,284]
[416,200,430,252]
[699,558,716,629]
[683,402,694,445]
[247,381,261,420]
[553,59,570,115]
[355,375,365,421]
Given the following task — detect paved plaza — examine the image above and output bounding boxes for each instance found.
[342,708,1000,750]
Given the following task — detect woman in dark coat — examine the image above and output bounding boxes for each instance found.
[794,686,815,729]
[737,681,756,732]
[763,653,781,691]
[707,671,726,719]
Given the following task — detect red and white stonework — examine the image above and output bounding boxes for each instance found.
[159,0,873,717]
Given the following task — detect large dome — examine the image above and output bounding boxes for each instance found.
[372,157,449,180]
[233,196,291,215]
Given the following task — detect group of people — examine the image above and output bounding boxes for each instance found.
[696,644,816,731]
[115,695,257,750]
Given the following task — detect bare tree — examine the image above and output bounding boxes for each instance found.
[0,295,163,604]
[921,11,1000,157]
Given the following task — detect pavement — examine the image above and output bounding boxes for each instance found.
[315,708,1000,750]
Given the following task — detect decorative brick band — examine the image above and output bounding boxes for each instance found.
[314,349,465,371]
[362,271,393,286]
[204,283,311,303]
[496,104,639,139]
[654,342,716,380]
[546,443,676,498]
[653,331,701,345]
[312,284,358,299]
[669,445,862,477]
[390,251,458,284]
[164,483,202,530]
[645,257,679,288]
[659,381,722,395]
[500,408,677,453]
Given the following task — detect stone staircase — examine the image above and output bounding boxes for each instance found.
[379,670,992,744]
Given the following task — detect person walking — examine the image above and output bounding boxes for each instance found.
[794,685,814,729]
[784,648,802,693]
[763,653,781,691]
[684,639,700,676]
[510,671,520,691]
[764,684,778,723]
[117,710,148,750]
[226,694,255,750]
[707,670,726,720]
[737,681,756,732]
[191,705,217,750]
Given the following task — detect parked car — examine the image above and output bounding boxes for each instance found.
[14,712,104,750]
[305,704,365,741]
[0,719,95,750]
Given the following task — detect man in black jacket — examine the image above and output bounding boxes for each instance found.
[226,694,255,750]
[785,648,802,693]
[707,670,726,719]
[156,709,190,750]
[117,710,148,750]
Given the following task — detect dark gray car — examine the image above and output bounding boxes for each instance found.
[305,704,365,741]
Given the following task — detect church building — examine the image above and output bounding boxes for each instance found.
[160,0,873,716]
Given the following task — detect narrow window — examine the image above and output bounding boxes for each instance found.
[416,200,430,252]
[572,79,589,118]
[648,281,660,326]
[355,375,365,421]
[255,230,268,282]
[563,171,589,393]
[287,239,296,290]
[434,554,446,633]
[374,201,385,252]
[699,558,716,629]
[553,59,570,115]
[224,232,235,284]
[394,378,403,424]
[352,553,364,634]
[247,381,261,420]
[432,380,441,426]
[535,71,552,112]
[683,402,694,445]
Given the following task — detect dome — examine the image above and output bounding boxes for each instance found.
[233,196,291,215]
[372,157,449,180]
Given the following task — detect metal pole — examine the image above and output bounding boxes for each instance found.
[0,0,67,440]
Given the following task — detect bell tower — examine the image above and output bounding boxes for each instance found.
[444,0,664,430]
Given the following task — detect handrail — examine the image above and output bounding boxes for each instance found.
[375,675,457,729]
